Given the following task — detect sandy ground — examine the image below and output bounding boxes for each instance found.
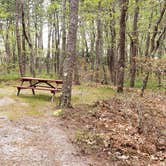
[0,94,97,166]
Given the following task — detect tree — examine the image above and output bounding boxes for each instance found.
[16,0,24,76]
[117,0,128,93]
[59,0,67,78]
[21,0,36,77]
[95,1,102,83]
[129,0,139,87]
[108,1,116,84]
[60,0,79,108]
[140,0,166,96]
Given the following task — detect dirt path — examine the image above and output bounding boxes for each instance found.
[0,116,93,166]
[0,92,96,166]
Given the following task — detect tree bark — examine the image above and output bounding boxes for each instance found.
[21,1,35,77]
[55,13,60,75]
[46,23,52,74]
[60,0,79,108]
[16,0,24,76]
[90,21,96,81]
[109,2,116,84]
[59,0,67,78]
[74,58,80,85]
[4,21,12,73]
[117,0,128,93]
[130,0,139,87]
[141,1,166,96]
[95,1,103,83]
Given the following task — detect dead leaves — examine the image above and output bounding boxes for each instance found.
[61,93,166,165]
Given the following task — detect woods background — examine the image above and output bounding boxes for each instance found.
[0,0,165,94]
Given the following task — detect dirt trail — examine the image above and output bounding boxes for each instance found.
[0,94,95,166]
[0,117,93,166]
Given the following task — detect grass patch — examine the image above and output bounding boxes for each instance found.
[25,108,44,116]
[72,85,115,105]
[0,73,19,81]
[125,76,165,91]
[19,94,51,103]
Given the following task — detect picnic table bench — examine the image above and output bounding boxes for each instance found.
[16,77,63,102]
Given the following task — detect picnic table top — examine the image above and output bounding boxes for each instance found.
[20,77,63,83]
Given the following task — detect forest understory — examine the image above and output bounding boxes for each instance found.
[62,90,166,166]
[0,81,165,166]
[1,0,166,165]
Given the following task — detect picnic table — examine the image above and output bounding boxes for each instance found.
[16,77,63,102]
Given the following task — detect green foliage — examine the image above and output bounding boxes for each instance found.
[0,0,15,19]
[47,1,60,14]
[0,72,19,81]
[72,85,115,105]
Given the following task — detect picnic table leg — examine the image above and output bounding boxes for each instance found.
[29,80,35,95]
[32,89,35,95]
[51,92,55,102]
[17,80,24,96]
[17,87,21,96]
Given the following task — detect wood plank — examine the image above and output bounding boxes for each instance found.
[20,77,63,84]
[17,86,62,92]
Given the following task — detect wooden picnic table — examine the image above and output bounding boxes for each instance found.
[16,77,63,102]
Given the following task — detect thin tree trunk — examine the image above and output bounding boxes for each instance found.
[102,65,108,84]
[109,2,116,84]
[4,21,12,73]
[59,0,67,78]
[22,33,26,75]
[74,58,80,85]
[52,28,56,74]
[34,20,38,58]
[46,23,52,74]
[38,12,43,57]
[21,1,35,77]
[117,0,128,93]
[95,1,103,83]
[60,0,79,108]
[90,21,95,81]
[130,0,139,87]
[141,1,166,96]
[16,0,24,76]
[55,13,60,75]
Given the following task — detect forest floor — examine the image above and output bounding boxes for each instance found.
[0,81,165,166]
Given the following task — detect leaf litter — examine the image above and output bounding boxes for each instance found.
[61,91,166,166]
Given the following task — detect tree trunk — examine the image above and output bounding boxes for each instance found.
[109,2,116,84]
[130,0,139,87]
[16,0,24,76]
[117,0,128,93]
[4,21,12,73]
[59,0,67,78]
[46,23,52,74]
[90,21,96,81]
[74,58,80,85]
[22,33,26,75]
[55,13,60,75]
[21,1,35,77]
[102,65,108,84]
[60,0,79,108]
[95,1,103,83]
[141,1,166,96]
[38,12,44,57]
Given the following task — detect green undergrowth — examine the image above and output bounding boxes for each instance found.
[0,73,19,81]
[72,85,115,105]
[125,77,165,91]
[0,80,164,121]
[0,71,59,81]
